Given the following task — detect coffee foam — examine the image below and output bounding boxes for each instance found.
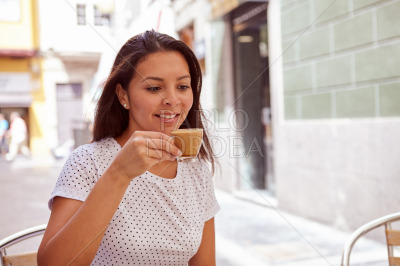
[171,128,203,157]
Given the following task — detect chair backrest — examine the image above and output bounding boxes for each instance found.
[0,224,46,266]
[341,212,400,266]
[385,223,400,265]
[2,251,38,266]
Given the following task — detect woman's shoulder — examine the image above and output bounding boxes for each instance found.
[61,138,118,176]
[72,137,119,157]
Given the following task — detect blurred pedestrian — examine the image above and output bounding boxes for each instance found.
[5,112,30,161]
[0,113,9,155]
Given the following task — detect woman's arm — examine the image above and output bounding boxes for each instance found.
[189,218,216,266]
[37,131,182,265]
[37,168,131,265]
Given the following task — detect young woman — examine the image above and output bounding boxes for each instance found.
[37,30,219,266]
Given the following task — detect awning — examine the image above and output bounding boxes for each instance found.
[0,93,32,107]
[0,49,37,57]
[0,72,32,107]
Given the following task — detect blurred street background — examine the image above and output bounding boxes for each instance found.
[1,0,400,265]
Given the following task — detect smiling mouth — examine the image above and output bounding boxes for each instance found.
[155,113,179,119]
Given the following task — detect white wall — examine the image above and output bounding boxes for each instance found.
[37,0,108,148]
[38,0,113,53]
[123,0,177,41]
[275,120,400,231]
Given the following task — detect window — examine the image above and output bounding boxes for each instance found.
[94,5,110,26]
[77,4,86,25]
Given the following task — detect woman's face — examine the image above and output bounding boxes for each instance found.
[119,51,194,135]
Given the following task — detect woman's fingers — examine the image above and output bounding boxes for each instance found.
[134,133,182,157]
[145,147,177,161]
[149,138,182,156]
[135,131,174,144]
[112,131,183,179]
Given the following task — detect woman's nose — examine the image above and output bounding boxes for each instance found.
[162,89,181,106]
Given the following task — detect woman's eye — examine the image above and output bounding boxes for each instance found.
[178,85,190,91]
[147,87,161,92]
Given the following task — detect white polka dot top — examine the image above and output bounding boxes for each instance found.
[49,137,220,266]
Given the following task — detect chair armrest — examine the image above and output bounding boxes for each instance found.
[341,212,400,266]
[0,224,47,250]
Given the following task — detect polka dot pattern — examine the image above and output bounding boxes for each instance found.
[49,138,220,265]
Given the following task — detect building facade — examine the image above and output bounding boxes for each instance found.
[37,0,114,154]
[275,0,400,231]
[0,0,116,156]
[193,0,400,232]
[0,0,41,152]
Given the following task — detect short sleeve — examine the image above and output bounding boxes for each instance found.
[48,145,97,210]
[201,163,220,221]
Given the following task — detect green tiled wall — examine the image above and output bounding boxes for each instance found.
[336,87,376,118]
[377,1,400,41]
[314,0,349,24]
[283,65,312,91]
[282,39,297,63]
[353,0,381,10]
[316,55,352,88]
[355,43,400,82]
[380,83,400,116]
[280,0,298,8]
[301,93,332,119]
[282,0,400,120]
[334,12,373,51]
[281,2,310,35]
[284,96,298,119]
[299,27,330,59]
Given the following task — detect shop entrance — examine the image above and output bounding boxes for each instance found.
[232,2,273,191]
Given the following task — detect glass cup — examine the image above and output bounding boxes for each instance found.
[171,128,203,162]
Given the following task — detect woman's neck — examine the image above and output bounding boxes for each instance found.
[115,129,132,147]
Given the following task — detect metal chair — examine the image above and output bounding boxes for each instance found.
[341,212,400,266]
[0,224,46,266]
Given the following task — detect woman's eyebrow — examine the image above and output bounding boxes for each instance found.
[141,75,190,83]
[177,75,190,81]
[141,76,163,83]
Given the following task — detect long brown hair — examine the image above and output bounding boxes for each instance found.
[92,30,216,172]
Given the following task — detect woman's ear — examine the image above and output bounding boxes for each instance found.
[116,84,129,109]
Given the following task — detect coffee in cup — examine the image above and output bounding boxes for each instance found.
[171,128,203,162]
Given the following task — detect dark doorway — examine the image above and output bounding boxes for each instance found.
[232,2,272,191]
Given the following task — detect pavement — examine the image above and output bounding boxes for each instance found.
[1,155,389,265]
[214,190,388,266]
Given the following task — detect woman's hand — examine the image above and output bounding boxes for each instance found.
[110,131,182,180]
